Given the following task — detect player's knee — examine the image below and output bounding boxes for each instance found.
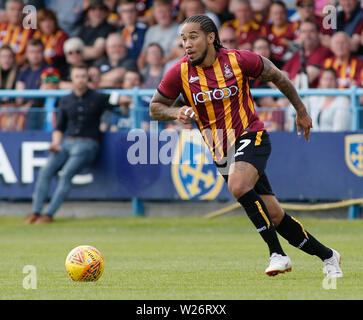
[228,180,252,199]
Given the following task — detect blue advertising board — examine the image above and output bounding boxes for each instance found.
[0,131,362,200]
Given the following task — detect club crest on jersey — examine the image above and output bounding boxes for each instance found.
[345,134,363,177]
[224,64,233,78]
[171,129,224,199]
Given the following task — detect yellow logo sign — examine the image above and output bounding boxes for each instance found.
[171,130,224,199]
[345,134,363,177]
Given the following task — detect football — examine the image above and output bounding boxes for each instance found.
[65,245,104,281]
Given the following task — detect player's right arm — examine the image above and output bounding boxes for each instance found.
[150,90,198,124]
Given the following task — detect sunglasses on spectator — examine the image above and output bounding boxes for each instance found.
[43,76,59,83]
[66,49,82,55]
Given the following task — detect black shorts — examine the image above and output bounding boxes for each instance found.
[216,130,274,195]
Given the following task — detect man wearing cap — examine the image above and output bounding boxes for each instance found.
[76,0,117,63]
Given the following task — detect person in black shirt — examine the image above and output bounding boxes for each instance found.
[77,0,117,64]
[25,64,118,224]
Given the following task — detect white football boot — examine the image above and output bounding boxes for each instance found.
[265,253,292,276]
[323,249,343,278]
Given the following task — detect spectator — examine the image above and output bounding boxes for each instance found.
[95,33,138,88]
[15,39,50,101]
[309,68,351,131]
[251,37,285,131]
[59,37,86,89]
[0,0,34,65]
[118,0,147,60]
[77,0,117,63]
[107,69,144,131]
[293,0,332,46]
[164,37,186,72]
[87,65,102,90]
[323,31,363,88]
[283,20,333,88]
[137,0,179,71]
[0,45,18,94]
[24,64,121,224]
[178,0,221,30]
[141,43,165,89]
[336,0,363,53]
[46,0,84,36]
[222,0,261,50]
[32,8,68,68]
[219,25,238,49]
[0,45,22,131]
[261,1,299,68]
[24,67,61,130]
[15,39,51,130]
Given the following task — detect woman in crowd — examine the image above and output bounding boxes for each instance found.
[309,68,351,131]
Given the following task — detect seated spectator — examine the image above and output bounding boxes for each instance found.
[87,65,102,90]
[323,32,363,88]
[0,45,22,131]
[141,43,165,89]
[164,37,186,72]
[251,37,285,131]
[0,45,18,95]
[95,33,137,88]
[178,0,221,30]
[283,20,333,88]
[59,37,86,89]
[219,25,238,50]
[137,0,179,71]
[32,8,68,68]
[76,0,117,63]
[261,1,299,68]
[118,0,147,60]
[336,0,363,53]
[0,0,34,65]
[23,67,61,130]
[15,39,51,130]
[46,0,83,36]
[309,68,351,131]
[250,37,277,89]
[293,0,332,38]
[222,0,261,51]
[105,69,147,131]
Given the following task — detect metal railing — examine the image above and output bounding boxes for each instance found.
[0,87,362,131]
[0,87,362,217]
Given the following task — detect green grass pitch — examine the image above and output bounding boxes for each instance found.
[1,215,362,300]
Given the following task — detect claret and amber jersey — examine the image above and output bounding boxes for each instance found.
[157,48,265,161]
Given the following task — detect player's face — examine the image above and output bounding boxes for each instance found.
[181,22,212,67]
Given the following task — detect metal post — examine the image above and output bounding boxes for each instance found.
[348,205,361,219]
[43,97,56,132]
[131,86,145,217]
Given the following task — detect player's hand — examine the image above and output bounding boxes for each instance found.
[177,106,198,124]
[296,107,312,142]
[49,142,61,153]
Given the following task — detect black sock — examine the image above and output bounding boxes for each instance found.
[238,190,285,256]
[275,213,332,261]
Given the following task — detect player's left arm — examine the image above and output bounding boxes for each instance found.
[257,56,312,141]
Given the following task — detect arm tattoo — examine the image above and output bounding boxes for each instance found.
[257,56,306,113]
[149,91,179,121]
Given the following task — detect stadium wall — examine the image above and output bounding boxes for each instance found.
[0,131,362,201]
